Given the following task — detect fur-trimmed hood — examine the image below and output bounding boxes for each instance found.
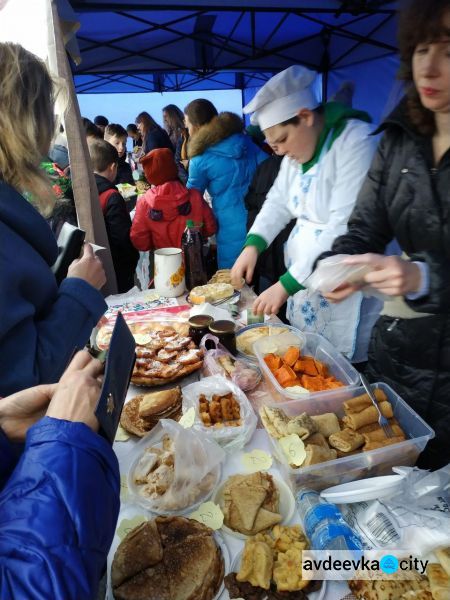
[187,112,244,158]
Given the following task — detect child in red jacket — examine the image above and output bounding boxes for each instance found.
[130,148,216,251]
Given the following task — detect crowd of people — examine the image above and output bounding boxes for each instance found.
[0,0,448,597]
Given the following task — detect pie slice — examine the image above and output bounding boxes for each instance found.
[230,484,267,531]
[251,508,283,533]
[111,521,163,588]
[163,535,221,600]
[113,562,171,600]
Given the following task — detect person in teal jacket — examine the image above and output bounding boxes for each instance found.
[184,100,266,268]
[0,351,120,600]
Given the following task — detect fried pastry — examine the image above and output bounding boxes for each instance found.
[328,428,365,452]
[260,406,290,439]
[237,540,273,590]
[286,413,317,439]
[426,563,450,600]
[342,401,394,429]
[310,412,341,438]
[303,444,337,466]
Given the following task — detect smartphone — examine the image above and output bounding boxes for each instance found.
[51,222,86,285]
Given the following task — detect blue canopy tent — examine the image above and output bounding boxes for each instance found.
[71,0,400,123]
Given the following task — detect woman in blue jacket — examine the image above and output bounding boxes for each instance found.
[184,99,266,268]
[0,43,108,396]
[0,351,120,600]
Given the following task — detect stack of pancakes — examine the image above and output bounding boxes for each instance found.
[111,516,224,600]
[120,388,182,437]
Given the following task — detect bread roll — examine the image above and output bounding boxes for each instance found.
[329,428,365,452]
[342,401,393,429]
[363,425,405,444]
[343,389,388,413]
[363,435,406,451]
[303,444,337,466]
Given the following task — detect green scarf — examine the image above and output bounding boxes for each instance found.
[301,102,372,174]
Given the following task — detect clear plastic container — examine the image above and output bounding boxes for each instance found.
[253,329,359,401]
[266,382,435,491]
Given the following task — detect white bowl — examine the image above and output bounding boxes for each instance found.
[320,474,405,504]
[212,472,295,539]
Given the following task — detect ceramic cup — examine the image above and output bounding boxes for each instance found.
[154,247,186,297]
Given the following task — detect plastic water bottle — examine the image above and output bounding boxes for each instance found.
[182,220,207,291]
[296,488,363,551]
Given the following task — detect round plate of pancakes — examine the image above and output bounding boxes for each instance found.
[108,507,229,600]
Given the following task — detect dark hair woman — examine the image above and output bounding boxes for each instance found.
[162,104,189,183]
[184,99,265,268]
[135,111,173,156]
[320,0,450,469]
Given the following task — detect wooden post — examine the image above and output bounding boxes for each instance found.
[47,0,118,295]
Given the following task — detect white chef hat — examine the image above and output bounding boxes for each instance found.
[243,65,320,130]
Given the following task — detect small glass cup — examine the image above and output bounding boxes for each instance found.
[208,320,237,355]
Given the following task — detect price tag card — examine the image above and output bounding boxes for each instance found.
[120,475,129,503]
[116,515,147,541]
[179,407,195,429]
[241,449,273,472]
[279,434,306,467]
[115,424,130,442]
[189,501,224,530]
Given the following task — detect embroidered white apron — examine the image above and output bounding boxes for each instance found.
[284,136,363,359]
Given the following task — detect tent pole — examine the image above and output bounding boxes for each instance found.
[322,70,328,102]
[48,0,117,295]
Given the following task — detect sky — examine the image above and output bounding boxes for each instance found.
[77,89,244,150]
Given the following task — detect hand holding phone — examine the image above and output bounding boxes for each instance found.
[68,243,106,290]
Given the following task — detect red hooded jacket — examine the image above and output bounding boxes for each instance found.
[130,180,216,251]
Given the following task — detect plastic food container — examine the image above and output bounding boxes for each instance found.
[266,382,434,491]
[127,425,223,515]
[236,323,298,364]
[253,329,359,401]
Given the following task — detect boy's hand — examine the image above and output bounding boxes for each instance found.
[253,282,289,316]
[231,246,258,286]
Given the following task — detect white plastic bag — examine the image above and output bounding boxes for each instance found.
[306,254,389,301]
[341,465,450,556]
[182,374,257,452]
[305,254,373,294]
[200,334,261,391]
[127,419,225,513]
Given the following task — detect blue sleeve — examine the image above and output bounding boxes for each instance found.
[186,156,208,194]
[0,429,19,490]
[0,417,120,600]
[0,277,107,396]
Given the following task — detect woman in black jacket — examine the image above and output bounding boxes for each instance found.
[135,111,173,156]
[320,0,450,469]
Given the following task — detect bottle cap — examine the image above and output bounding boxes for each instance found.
[188,315,214,329]
[208,320,236,334]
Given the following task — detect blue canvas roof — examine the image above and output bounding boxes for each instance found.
[70,1,401,121]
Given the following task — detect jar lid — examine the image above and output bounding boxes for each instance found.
[209,319,236,334]
[188,315,214,328]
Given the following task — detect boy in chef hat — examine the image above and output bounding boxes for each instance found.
[231,65,379,362]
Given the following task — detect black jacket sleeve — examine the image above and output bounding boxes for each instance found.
[104,192,139,270]
[245,155,283,231]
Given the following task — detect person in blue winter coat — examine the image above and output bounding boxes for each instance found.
[0,43,108,397]
[0,351,120,600]
[184,99,266,268]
